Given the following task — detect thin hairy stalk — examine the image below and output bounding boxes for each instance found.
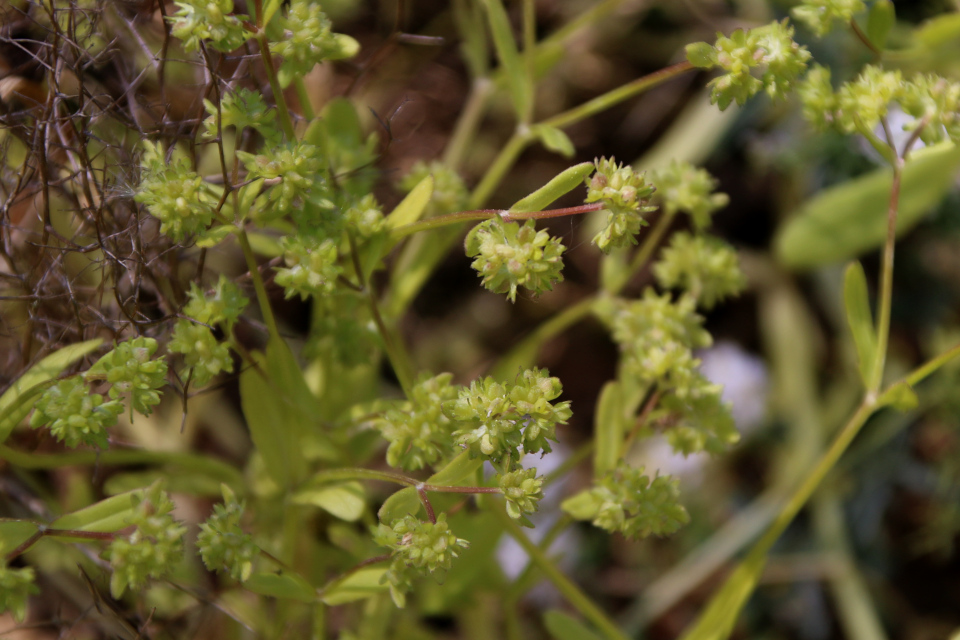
[5,527,117,563]
[491,504,630,640]
[849,19,881,57]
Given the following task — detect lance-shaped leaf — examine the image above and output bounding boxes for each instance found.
[510,162,594,213]
[843,262,878,389]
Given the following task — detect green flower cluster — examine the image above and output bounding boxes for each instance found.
[0,565,38,623]
[801,65,960,145]
[87,337,168,416]
[603,290,711,391]
[791,0,865,37]
[445,368,572,463]
[197,486,258,582]
[183,276,249,330]
[499,467,544,521]
[236,143,328,222]
[201,89,280,145]
[275,236,342,300]
[655,387,740,456]
[169,277,245,387]
[374,373,459,471]
[650,161,729,230]
[135,141,218,241]
[561,463,689,539]
[584,157,657,252]
[400,161,470,215]
[653,232,746,309]
[270,0,360,87]
[29,377,122,448]
[686,20,811,110]
[169,0,250,52]
[105,483,187,598]
[375,514,469,607]
[465,219,565,303]
[345,194,385,239]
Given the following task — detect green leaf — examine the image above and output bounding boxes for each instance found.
[321,567,390,605]
[0,520,39,555]
[246,571,316,602]
[510,162,593,213]
[51,490,141,532]
[544,610,605,640]
[678,546,768,640]
[482,0,532,121]
[103,470,224,498]
[292,481,367,521]
[246,232,284,258]
[240,337,318,490]
[878,380,919,411]
[0,339,103,443]
[453,0,489,78]
[385,175,434,230]
[532,124,575,158]
[866,0,895,50]
[378,451,482,524]
[843,262,877,388]
[560,489,600,521]
[593,381,624,478]
[196,225,237,248]
[775,142,960,269]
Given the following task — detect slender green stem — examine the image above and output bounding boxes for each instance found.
[522,0,536,125]
[869,159,902,392]
[256,33,296,140]
[389,203,604,243]
[905,341,960,387]
[541,61,694,130]
[238,229,280,339]
[294,76,316,121]
[443,77,495,170]
[505,514,574,600]
[610,208,676,294]
[347,231,415,395]
[469,133,532,208]
[490,503,630,640]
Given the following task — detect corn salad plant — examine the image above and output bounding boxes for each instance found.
[2,0,960,638]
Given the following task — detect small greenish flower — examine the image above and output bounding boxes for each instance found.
[465,219,566,303]
[270,0,360,87]
[345,194,385,239]
[585,157,657,252]
[374,373,459,471]
[183,275,249,330]
[168,320,234,387]
[900,74,960,145]
[135,141,218,241]
[197,485,258,582]
[499,467,544,520]
[836,65,903,134]
[236,143,328,222]
[0,565,38,622]
[656,380,740,456]
[792,0,866,37]
[687,21,810,110]
[169,0,251,52]
[376,514,469,608]
[87,338,168,416]
[798,64,839,131]
[274,236,342,300]
[653,232,746,309]
[201,89,280,145]
[400,161,470,215]
[601,290,712,392]
[30,377,123,449]
[650,161,729,230]
[445,368,572,463]
[561,463,689,539]
[105,483,187,598]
